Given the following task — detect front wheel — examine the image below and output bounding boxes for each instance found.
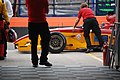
[49,32,66,53]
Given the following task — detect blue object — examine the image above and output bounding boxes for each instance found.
[94,35,108,42]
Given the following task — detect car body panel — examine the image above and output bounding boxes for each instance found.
[14,27,114,52]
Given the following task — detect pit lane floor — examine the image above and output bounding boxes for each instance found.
[0,43,120,80]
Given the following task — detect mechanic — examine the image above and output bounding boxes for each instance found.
[73,3,104,53]
[26,0,52,67]
[0,0,10,60]
[106,11,116,24]
[3,0,13,57]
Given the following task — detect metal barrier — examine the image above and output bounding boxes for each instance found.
[107,22,120,70]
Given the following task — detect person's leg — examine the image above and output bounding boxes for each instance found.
[39,22,52,66]
[3,23,10,57]
[0,30,4,60]
[39,22,50,62]
[83,22,91,49]
[4,38,7,57]
[2,31,7,57]
[92,19,104,47]
[31,37,38,67]
[28,22,38,67]
[83,19,94,53]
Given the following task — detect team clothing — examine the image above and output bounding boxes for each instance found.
[106,14,116,24]
[78,8,95,20]
[78,7,104,49]
[26,0,51,66]
[0,0,9,23]
[26,0,48,23]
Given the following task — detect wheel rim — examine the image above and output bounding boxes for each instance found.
[49,35,64,50]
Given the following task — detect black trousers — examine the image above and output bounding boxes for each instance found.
[28,22,50,65]
[83,18,104,49]
[0,20,7,57]
[2,30,7,57]
[0,24,7,57]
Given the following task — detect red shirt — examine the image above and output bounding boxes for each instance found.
[106,14,116,24]
[78,8,95,20]
[25,0,49,23]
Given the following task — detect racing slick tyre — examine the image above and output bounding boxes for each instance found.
[49,32,66,53]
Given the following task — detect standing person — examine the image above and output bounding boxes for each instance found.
[0,0,10,60]
[73,3,104,53]
[3,0,13,57]
[25,0,52,67]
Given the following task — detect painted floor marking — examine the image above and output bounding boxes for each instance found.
[87,53,103,63]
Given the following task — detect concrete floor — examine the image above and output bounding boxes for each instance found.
[0,43,120,80]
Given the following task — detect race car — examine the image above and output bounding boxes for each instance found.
[14,26,115,53]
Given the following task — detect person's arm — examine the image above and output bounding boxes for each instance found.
[73,18,80,28]
[73,9,82,28]
[2,3,10,24]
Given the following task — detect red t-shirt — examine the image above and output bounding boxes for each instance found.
[78,8,95,20]
[106,14,116,24]
[25,0,49,23]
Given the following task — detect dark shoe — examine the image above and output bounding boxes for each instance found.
[0,56,4,60]
[4,52,7,57]
[39,61,52,66]
[4,54,7,57]
[32,61,38,67]
[85,49,93,53]
[33,65,38,67]
[98,47,103,52]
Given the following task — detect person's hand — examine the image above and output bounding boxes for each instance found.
[72,27,76,32]
[7,22,10,25]
[5,21,10,25]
